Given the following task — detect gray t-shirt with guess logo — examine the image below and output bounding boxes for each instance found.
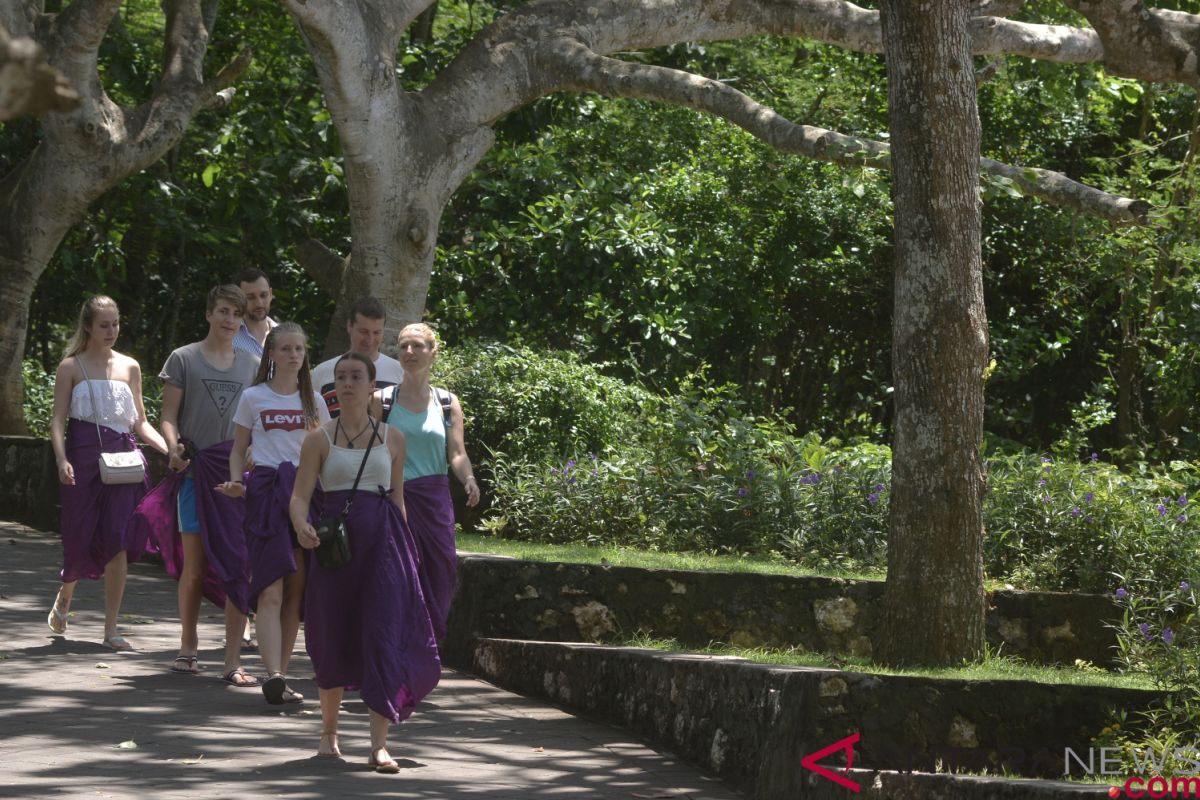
[159,342,260,451]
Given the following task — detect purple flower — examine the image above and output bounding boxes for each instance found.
[1090,452,1099,462]
[1179,495,1189,507]
[588,453,598,460]
[874,483,886,492]
[591,470,598,477]
[567,476,577,485]
[1071,508,1082,518]
[566,458,577,469]
[1038,477,1048,487]
[1085,515,1094,524]
[1115,588,1128,600]
[801,473,821,486]
[1042,456,1052,463]
[1158,504,1168,517]
[1163,628,1175,645]
[746,470,756,480]
[1180,581,1190,592]
[738,487,749,497]
[1084,492,1094,503]
[551,468,559,476]
[1179,513,1189,523]
[1139,622,1152,639]
[1042,495,1051,504]
[868,493,879,504]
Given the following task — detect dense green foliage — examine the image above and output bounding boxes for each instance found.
[427,343,1200,594]
[12,1,1200,460]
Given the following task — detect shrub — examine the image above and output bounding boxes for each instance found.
[434,340,649,466]
[22,359,55,439]
[983,454,1200,593]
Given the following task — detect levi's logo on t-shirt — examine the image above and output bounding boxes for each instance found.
[261,410,307,431]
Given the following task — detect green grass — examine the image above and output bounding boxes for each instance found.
[456,532,885,581]
[617,634,1158,690]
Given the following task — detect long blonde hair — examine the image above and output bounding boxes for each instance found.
[253,322,321,430]
[64,295,119,358]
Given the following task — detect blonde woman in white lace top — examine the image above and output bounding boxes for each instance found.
[48,295,168,651]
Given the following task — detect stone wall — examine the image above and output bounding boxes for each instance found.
[0,437,59,531]
[469,638,1154,798]
[444,556,1122,668]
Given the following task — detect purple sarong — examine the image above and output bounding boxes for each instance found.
[128,440,250,613]
[58,418,152,582]
[404,474,458,641]
[304,489,440,723]
[245,462,311,608]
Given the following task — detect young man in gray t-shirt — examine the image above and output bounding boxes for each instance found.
[159,284,260,687]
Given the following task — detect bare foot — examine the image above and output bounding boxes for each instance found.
[317,731,341,758]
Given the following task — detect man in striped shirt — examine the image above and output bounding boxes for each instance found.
[232,268,277,358]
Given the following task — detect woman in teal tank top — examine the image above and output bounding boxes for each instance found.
[383,323,479,639]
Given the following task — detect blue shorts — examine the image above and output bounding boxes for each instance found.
[177,473,201,534]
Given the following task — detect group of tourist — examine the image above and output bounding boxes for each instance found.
[45,271,479,773]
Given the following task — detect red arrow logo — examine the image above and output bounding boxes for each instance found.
[801,732,862,793]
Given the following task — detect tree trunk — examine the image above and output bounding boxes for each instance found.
[878,0,988,666]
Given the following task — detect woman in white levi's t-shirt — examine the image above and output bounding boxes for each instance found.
[217,322,329,704]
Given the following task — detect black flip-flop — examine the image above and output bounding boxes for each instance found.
[263,674,286,704]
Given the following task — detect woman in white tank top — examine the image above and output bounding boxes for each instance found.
[47,296,168,652]
[289,352,440,773]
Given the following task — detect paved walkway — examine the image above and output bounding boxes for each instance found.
[0,521,739,799]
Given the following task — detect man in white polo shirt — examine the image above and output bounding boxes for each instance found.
[312,296,403,418]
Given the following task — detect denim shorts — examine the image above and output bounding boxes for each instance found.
[177,473,201,534]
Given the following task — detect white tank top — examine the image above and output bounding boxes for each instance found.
[69,380,138,433]
[319,423,392,492]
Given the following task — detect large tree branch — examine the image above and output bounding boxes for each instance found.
[548,43,1149,225]
[45,0,122,87]
[0,23,80,120]
[1065,0,1200,87]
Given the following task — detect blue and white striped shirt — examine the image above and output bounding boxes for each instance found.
[233,318,276,358]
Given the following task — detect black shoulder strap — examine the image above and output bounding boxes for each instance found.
[380,384,398,424]
[434,387,452,428]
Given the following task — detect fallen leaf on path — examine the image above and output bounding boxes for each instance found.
[121,615,155,624]
[116,740,137,750]
[532,747,545,753]
[181,755,205,765]
[96,662,110,669]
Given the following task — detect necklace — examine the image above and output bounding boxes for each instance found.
[335,417,374,449]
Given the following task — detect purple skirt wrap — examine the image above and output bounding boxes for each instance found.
[58,418,151,582]
[245,462,311,607]
[129,440,250,613]
[304,488,440,723]
[403,474,458,640]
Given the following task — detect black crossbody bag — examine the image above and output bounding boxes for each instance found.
[314,419,378,569]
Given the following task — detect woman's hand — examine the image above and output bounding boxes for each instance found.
[168,442,190,472]
[57,459,75,486]
[214,481,245,498]
[297,521,320,550]
[463,475,480,507]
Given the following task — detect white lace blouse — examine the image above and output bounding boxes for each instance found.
[69,379,139,433]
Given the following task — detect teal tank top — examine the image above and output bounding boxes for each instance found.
[386,390,447,480]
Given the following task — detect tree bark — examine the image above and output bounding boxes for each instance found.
[878,0,988,666]
[0,0,247,434]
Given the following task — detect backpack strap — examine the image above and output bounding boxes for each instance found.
[380,384,398,425]
[433,387,453,428]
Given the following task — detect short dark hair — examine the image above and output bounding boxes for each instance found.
[233,268,269,287]
[207,284,247,314]
[348,296,386,322]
